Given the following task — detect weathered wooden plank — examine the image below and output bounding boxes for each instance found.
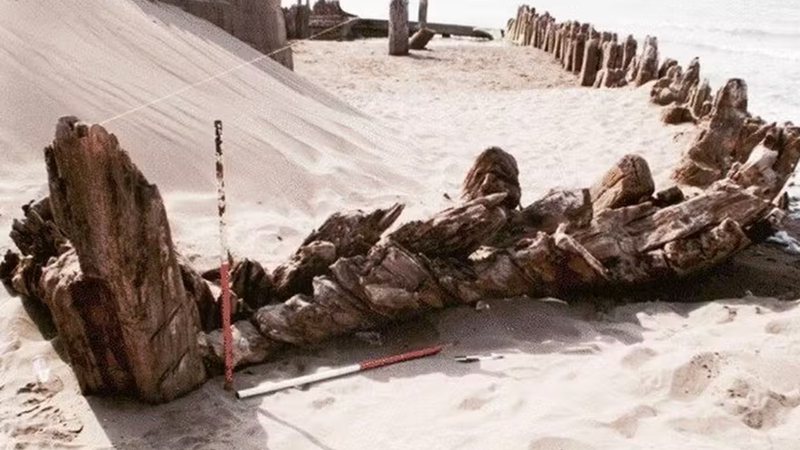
[42,117,207,403]
[355,18,493,40]
[590,154,655,211]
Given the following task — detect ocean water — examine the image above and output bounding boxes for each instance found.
[290,0,799,124]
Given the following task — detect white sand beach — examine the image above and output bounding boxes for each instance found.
[1,1,799,449]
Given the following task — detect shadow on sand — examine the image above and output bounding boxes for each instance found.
[4,272,796,449]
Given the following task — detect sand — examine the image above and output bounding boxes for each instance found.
[2,2,800,449]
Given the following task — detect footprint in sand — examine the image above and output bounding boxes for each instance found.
[528,437,595,450]
[458,395,494,411]
[621,347,658,369]
[312,396,336,409]
[605,405,658,438]
[669,352,723,400]
[457,385,500,412]
[3,378,83,444]
[720,378,800,430]
[764,318,800,335]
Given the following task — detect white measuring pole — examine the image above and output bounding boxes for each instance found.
[215,120,234,391]
[236,345,443,399]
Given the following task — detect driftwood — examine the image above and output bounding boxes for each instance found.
[200,320,280,369]
[688,79,713,119]
[490,188,592,248]
[579,37,601,86]
[651,57,700,106]
[621,35,637,71]
[461,147,521,209]
[230,259,274,313]
[388,0,409,56]
[246,150,791,362]
[662,105,696,125]
[3,199,68,298]
[634,36,659,86]
[355,19,492,41]
[506,7,670,93]
[0,251,20,286]
[10,199,65,264]
[590,154,655,211]
[653,186,685,207]
[728,126,800,201]
[672,79,778,188]
[389,194,508,258]
[3,3,797,392]
[409,28,436,50]
[37,117,206,403]
[272,204,404,299]
[593,40,626,88]
[6,110,799,380]
[181,258,222,333]
[657,58,678,79]
[571,25,588,75]
[595,68,626,89]
[408,0,433,49]
[205,5,800,369]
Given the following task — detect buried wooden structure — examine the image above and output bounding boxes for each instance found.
[36,118,207,403]
[2,76,798,400]
[2,6,798,404]
[504,2,796,140]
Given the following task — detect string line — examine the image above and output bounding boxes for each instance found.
[100,17,360,125]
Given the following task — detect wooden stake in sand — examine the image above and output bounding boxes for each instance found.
[236,345,443,399]
[418,0,428,27]
[388,0,409,56]
[409,0,435,51]
[215,120,234,391]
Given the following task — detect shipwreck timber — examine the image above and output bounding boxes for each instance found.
[3,92,797,392]
[1,4,798,404]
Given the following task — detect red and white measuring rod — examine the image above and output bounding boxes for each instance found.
[236,345,444,400]
[215,120,234,391]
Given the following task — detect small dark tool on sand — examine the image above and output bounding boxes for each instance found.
[454,354,505,363]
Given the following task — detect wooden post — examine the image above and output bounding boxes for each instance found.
[42,117,207,403]
[579,37,601,87]
[388,0,409,56]
[215,120,234,392]
[409,0,434,50]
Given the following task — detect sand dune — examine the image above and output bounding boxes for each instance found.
[0,0,422,264]
[1,2,799,449]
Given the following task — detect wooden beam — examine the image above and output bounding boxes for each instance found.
[355,18,494,40]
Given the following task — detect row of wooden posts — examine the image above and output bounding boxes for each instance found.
[506,5,660,89]
[505,5,726,127]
